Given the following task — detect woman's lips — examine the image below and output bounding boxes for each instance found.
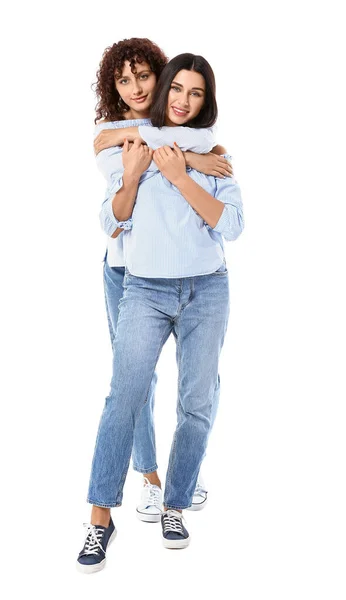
[132,95,148,103]
[171,106,189,117]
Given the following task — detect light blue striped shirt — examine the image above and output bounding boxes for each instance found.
[95,119,244,277]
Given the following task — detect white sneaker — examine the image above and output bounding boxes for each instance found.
[186,475,208,511]
[136,477,163,522]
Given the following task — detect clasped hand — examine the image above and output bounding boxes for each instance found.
[153,143,187,186]
[122,138,154,179]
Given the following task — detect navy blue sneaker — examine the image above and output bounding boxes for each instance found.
[161,510,190,549]
[76,518,116,573]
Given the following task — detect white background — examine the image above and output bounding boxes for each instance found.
[1,1,345,598]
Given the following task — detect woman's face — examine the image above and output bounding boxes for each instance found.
[165,69,206,126]
[115,60,157,119]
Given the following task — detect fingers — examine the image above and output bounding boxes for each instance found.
[94,133,104,155]
[161,145,174,156]
[173,142,184,157]
[216,161,233,176]
[133,138,142,148]
[215,156,229,165]
[123,138,129,153]
[154,147,166,161]
[93,134,100,154]
[153,149,162,168]
[210,154,233,174]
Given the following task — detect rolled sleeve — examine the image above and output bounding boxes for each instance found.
[99,177,134,237]
[207,156,244,241]
[138,125,215,153]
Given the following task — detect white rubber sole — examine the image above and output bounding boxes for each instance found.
[162,535,190,549]
[136,509,162,523]
[76,528,117,574]
[186,497,208,512]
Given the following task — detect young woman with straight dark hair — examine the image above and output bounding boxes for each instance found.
[77,50,242,572]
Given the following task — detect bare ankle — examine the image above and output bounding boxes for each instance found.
[143,471,161,488]
[91,506,111,527]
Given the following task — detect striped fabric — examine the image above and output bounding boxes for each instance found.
[95,119,244,276]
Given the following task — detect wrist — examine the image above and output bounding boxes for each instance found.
[184,151,192,167]
[171,173,190,189]
[124,127,139,143]
[123,169,141,184]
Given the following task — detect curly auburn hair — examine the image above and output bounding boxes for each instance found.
[93,38,168,123]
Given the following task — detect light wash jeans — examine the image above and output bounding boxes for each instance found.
[88,260,230,509]
[102,257,221,474]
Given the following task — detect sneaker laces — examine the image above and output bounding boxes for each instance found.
[81,523,106,556]
[162,510,184,535]
[143,477,161,508]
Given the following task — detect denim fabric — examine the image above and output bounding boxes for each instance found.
[88,265,230,509]
[103,257,158,474]
[102,256,221,475]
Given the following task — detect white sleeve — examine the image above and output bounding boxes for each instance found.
[138,125,215,153]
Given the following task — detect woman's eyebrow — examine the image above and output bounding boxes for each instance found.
[116,69,151,79]
[171,80,205,92]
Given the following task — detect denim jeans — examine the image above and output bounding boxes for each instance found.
[103,257,221,474]
[88,262,230,509]
[103,259,159,474]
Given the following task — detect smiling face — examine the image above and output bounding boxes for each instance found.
[165,69,206,126]
[115,60,157,119]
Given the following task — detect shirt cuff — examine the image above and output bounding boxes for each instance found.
[101,177,134,235]
[209,205,229,234]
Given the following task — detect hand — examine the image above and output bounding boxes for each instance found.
[153,143,187,186]
[94,129,122,155]
[185,152,233,178]
[122,138,153,179]
[94,127,139,155]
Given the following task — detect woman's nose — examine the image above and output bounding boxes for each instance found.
[133,80,143,95]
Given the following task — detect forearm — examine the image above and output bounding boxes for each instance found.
[184,152,195,168]
[183,144,227,166]
[99,170,139,237]
[111,171,140,221]
[108,126,141,146]
[174,175,225,228]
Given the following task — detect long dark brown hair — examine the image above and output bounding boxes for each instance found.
[93,38,168,123]
[150,53,218,128]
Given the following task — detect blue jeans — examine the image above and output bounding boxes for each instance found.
[103,258,221,474]
[88,262,230,509]
[103,260,159,474]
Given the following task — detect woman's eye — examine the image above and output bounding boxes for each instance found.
[191,92,201,97]
[171,86,180,92]
[140,74,149,80]
[119,79,128,84]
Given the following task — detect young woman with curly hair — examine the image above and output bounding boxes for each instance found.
[77,43,239,572]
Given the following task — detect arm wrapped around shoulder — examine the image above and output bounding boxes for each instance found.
[138,125,215,153]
